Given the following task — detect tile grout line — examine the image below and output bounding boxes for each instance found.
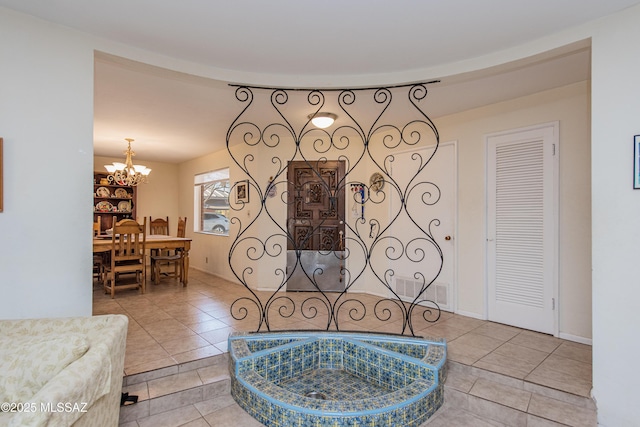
[122,362,593,425]
[99,271,593,424]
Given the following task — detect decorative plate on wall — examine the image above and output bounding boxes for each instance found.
[96,187,110,198]
[369,172,385,192]
[117,201,131,212]
[96,201,113,212]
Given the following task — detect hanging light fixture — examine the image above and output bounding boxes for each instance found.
[308,112,337,128]
[104,138,151,186]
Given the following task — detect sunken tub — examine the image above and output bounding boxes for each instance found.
[228,331,447,426]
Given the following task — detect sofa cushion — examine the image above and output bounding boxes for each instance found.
[0,333,90,403]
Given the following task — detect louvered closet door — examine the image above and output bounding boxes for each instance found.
[486,122,558,334]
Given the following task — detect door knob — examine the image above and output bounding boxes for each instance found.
[445,236,452,241]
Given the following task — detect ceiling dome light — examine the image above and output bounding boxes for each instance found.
[308,112,337,129]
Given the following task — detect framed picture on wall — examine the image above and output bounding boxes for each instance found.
[635,135,640,189]
[0,138,3,212]
[236,180,249,203]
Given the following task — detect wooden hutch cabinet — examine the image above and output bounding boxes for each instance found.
[93,171,137,233]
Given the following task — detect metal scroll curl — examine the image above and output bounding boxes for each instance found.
[227,82,444,336]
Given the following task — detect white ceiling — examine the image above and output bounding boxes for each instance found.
[2,1,638,163]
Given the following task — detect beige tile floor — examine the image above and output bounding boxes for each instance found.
[119,398,511,427]
[94,269,593,426]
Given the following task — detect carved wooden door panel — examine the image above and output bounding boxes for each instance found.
[287,161,345,251]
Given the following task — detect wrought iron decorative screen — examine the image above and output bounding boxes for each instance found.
[227,82,444,336]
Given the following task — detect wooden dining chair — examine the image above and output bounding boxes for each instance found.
[92,217,104,281]
[149,216,169,236]
[176,217,187,239]
[93,216,102,236]
[151,217,187,286]
[103,217,147,298]
[149,216,169,281]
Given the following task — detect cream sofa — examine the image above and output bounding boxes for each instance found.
[0,315,128,427]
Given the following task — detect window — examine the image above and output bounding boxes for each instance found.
[194,168,230,235]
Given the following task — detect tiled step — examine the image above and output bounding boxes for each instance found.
[118,353,230,424]
[119,356,598,427]
[445,361,597,427]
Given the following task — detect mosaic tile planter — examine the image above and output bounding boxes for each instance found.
[228,331,447,426]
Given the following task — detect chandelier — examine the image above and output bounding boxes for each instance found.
[308,112,337,128]
[104,138,151,186]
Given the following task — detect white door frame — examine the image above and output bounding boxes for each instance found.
[484,122,559,336]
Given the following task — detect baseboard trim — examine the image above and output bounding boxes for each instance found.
[558,332,592,346]
[455,310,486,320]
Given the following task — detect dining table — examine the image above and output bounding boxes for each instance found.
[93,234,193,285]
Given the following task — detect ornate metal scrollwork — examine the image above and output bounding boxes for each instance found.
[227,81,444,336]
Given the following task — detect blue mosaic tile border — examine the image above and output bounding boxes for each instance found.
[228,331,446,426]
[232,372,444,427]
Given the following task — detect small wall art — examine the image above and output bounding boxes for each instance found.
[634,135,640,189]
[0,138,3,212]
[236,180,249,203]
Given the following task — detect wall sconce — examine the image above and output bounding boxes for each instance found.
[308,112,337,129]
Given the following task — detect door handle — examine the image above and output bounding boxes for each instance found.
[444,236,452,241]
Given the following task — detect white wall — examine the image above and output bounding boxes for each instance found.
[176,82,592,344]
[2,3,640,422]
[590,5,640,426]
[437,82,592,340]
[178,149,236,282]
[0,9,95,319]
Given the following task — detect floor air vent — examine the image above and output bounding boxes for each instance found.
[394,277,448,308]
